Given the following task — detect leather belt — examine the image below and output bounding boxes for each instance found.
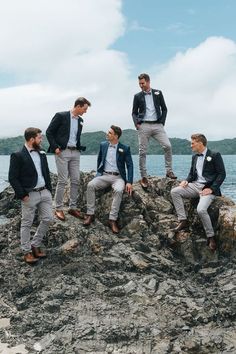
[32,186,46,192]
[142,120,159,124]
[104,171,120,176]
[67,146,77,150]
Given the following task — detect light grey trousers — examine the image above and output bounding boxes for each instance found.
[20,189,53,253]
[138,122,173,177]
[86,174,125,220]
[171,182,216,238]
[55,149,80,210]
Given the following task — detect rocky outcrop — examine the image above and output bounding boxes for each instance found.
[0,174,236,354]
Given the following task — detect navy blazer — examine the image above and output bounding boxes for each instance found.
[46,111,84,153]
[132,88,167,127]
[97,141,133,184]
[186,148,226,196]
[8,146,52,199]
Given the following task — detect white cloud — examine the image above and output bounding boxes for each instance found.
[152,37,236,139]
[0,0,137,137]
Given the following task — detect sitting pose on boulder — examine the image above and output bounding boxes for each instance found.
[8,127,54,263]
[171,133,226,251]
[83,125,133,234]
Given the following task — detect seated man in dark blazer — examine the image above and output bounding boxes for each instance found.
[8,127,53,263]
[46,97,91,222]
[83,125,133,234]
[171,133,226,251]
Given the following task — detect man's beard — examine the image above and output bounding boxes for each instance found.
[32,142,41,151]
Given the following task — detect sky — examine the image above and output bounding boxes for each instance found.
[0,0,235,140]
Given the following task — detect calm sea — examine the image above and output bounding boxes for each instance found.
[0,155,235,202]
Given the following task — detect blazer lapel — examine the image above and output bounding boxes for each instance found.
[103,142,109,164]
[202,149,210,172]
[22,146,36,169]
[192,154,198,174]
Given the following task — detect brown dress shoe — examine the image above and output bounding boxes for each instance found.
[208,237,217,252]
[55,210,65,221]
[109,220,119,234]
[31,245,46,258]
[23,252,39,264]
[166,171,177,179]
[83,214,95,226]
[140,177,149,189]
[68,209,83,219]
[171,220,189,233]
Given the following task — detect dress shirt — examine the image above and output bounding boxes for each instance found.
[104,143,119,173]
[143,90,157,122]
[67,112,79,147]
[25,145,45,188]
[196,148,207,183]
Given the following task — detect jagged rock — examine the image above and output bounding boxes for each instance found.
[0,173,235,353]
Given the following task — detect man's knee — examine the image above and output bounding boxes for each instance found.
[113,185,124,194]
[197,205,208,216]
[171,187,180,197]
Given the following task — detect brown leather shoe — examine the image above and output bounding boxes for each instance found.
[68,209,83,219]
[171,220,189,233]
[140,177,149,189]
[208,237,217,252]
[166,171,177,179]
[83,214,95,226]
[55,210,65,221]
[31,245,46,258]
[23,252,39,264]
[109,219,119,234]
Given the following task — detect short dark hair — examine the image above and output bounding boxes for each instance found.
[74,97,91,108]
[191,134,207,146]
[138,73,150,82]
[24,127,42,141]
[110,125,122,139]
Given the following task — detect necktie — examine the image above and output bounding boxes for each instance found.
[109,144,116,149]
[144,91,151,95]
[197,153,203,157]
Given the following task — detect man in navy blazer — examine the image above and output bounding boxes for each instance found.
[84,125,133,234]
[46,97,91,221]
[171,133,226,251]
[9,127,53,263]
[132,73,176,189]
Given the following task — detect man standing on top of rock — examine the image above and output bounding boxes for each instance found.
[171,133,226,252]
[46,97,91,222]
[132,73,177,189]
[83,125,133,234]
[8,127,54,263]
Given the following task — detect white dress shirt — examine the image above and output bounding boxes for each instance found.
[104,143,119,173]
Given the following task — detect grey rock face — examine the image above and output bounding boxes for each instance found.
[0,173,235,353]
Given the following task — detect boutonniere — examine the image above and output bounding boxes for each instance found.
[206,156,212,162]
[154,91,160,95]
[39,150,46,154]
[118,148,124,153]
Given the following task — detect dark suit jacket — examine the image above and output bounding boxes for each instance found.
[46,111,84,153]
[8,146,52,200]
[186,149,226,196]
[132,89,167,127]
[97,141,133,184]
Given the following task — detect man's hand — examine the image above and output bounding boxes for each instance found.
[179,180,188,187]
[22,195,29,202]
[125,183,133,195]
[55,148,61,155]
[200,188,213,196]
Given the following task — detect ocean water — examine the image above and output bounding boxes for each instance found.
[0,154,235,202]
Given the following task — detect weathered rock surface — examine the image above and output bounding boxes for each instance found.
[0,173,236,353]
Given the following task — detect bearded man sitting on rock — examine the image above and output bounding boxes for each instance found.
[171,133,226,252]
[83,125,133,234]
